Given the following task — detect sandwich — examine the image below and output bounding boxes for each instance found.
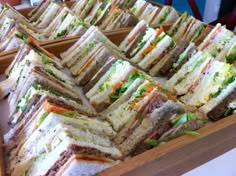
[130,0,149,18]
[0,17,16,42]
[125,26,157,60]
[168,12,206,43]
[165,51,213,95]
[150,5,179,26]
[86,60,147,111]
[4,85,97,150]
[41,7,72,38]
[216,36,236,63]
[83,55,118,93]
[90,0,112,26]
[180,61,236,107]
[32,2,62,29]
[198,23,234,58]
[84,0,103,24]
[5,38,61,77]
[8,65,83,116]
[9,112,121,175]
[101,80,165,132]
[0,4,37,33]
[200,78,236,121]
[5,101,113,158]
[0,28,25,52]
[54,154,118,176]
[145,111,207,150]
[79,0,96,20]
[138,3,160,24]
[28,0,53,22]
[74,46,119,86]
[49,12,88,40]
[136,30,174,71]
[71,0,89,16]
[60,26,123,67]
[119,20,148,54]
[149,42,197,77]
[118,101,201,156]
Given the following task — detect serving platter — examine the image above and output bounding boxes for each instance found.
[0,29,236,176]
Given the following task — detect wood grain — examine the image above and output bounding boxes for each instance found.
[98,114,236,176]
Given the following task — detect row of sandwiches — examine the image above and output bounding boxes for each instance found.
[2,37,119,175]
[58,25,207,155]
[119,18,235,121]
[0,0,180,54]
[1,28,208,175]
[0,0,140,53]
[0,3,88,44]
[130,0,179,26]
[119,16,235,79]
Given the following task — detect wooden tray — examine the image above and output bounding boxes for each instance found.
[0,30,236,176]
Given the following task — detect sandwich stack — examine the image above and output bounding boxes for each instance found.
[0,0,181,54]
[0,26,208,175]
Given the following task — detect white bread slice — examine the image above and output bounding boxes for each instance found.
[198,23,222,50]
[16,123,113,165]
[130,27,157,63]
[56,154,118,176]
[106,81,158,131]
[60,26,97,60]
[180,61,234,107]
[165,51,212,95]
[139,4,159,23]
[71,0,88,16]
[49,13,76,40]
[34,3,61,29]
[88,61,133,109]
[138,35,173,70]
[29,0,53,21]
[172,16,195,43]
[84,1,103,24]
[19,135,121,176]
[200,79,236,114]
[119,20,148,52]
[216,36,236,62]
[101,78,144,116]
[42,7,69,37]
[130,0,147,17]
[163,8,179,24]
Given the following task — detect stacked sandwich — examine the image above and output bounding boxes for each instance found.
[1,38,124,176]
[118,17,235,121]
[0,2,88,43]
[168,12,236,63]
[70,0,137,31]
[0,26,208,175]
[60,25,208,156]
[130,0,179,26]
[166,52,236,121]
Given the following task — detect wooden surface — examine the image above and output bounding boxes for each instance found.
[98,114,236,176]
